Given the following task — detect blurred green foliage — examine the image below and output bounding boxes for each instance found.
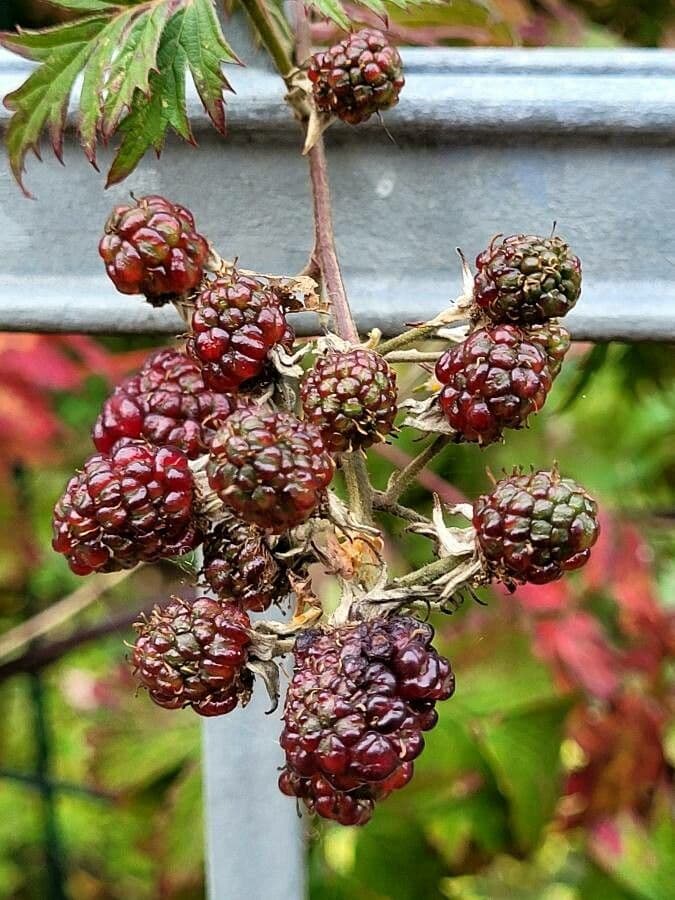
[0,332,671,898]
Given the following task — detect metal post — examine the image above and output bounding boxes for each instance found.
[203,688,305,900]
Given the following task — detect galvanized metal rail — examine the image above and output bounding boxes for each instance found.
[0,44,674,900]
[1,48,674,342]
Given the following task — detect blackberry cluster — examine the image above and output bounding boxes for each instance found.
[436,325,553,445]
[207,408,335,532]
[308,29,404,125]
[52,438,200,575]
[279,617,454,825]
[93,348,237,459]
[187,271,294,393]
[300,349,398,452]
[99,195,208,303]
[132,597,253,716]
[473,469,600,585]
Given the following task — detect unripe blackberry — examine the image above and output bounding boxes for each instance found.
[52,438,200,575]
[279,616,454,826]
[474,234,582,324]
[473,469,599,586]
[435,325,553,445]
[99,195,208,304]
[202,516,289,612]
[187,271,294,393]
[528,321,571,379]
[132,597,253,716]
[308,28,404,125]
[300,349,398,452]
[207,408,335,532]
[93,348,237,459]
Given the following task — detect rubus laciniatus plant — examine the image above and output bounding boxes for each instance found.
[3,1,600,827]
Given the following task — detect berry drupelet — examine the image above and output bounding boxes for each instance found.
[132,597,253,716]
[308,28,404,125]
[473,468,600,586]
[278,616,454,826]
[435,324,553,445]
[187,271,294,393]
[93,348,237,459]
[99,195,208,304]
[300,349,398,452]
[474,234,582,325]
[528,321,571,379]
[52,438,200,575]
[207,408,335,532]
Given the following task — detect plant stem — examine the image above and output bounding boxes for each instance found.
[239,0,295,79]
[394,555,459,588]
[307,139,360,344]
[377,306,468,356]
[372,492,432,526]
[383,350,443,364]
[382,435,449,505]
[342,454,374,525]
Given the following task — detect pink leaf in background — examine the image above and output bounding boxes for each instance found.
[535,612,619,699]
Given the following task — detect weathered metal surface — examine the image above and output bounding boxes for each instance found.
[202,687,305,900]
[1,48,674,342]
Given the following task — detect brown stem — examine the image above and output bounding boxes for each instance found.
[293,1,359,344]
[0,599,164,683]
[307,140,359,344]
[0,567,140,662]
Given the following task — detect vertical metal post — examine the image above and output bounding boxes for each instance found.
[202,687,305,900]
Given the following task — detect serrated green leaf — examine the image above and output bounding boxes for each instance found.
[181,0,239,134]
[308,0,440,29]
[1,17,108,192]
[476,702,570,852]
[107,11,193,187]
[1,0,240,191]
[99,3,174,140]
[47,0,124,11]
[78,7,141,161]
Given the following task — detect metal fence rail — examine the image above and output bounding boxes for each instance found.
[0,43,674,900]
[1,47,675,344]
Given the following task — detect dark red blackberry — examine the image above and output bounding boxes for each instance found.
[99,195,208,304]
[278,616,454,826]
[435,325,553,445]
[300,349,398,453]
[474,234,582,324]
[187,271,294,393]
[207,408,334,533]
[308,28,404,125]
[52,438,200,575]
[202,516,289,612]
[93,348,237,459]
[473,468,600,586]
[132,597,253,716]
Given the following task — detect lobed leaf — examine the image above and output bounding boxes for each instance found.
[106,11,194,186]
[0,0,239,192]
[308,0,440,30]
[1,17,108,192]
[181,0,240,134]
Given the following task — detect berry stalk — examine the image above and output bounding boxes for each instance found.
[239,0,295,81]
